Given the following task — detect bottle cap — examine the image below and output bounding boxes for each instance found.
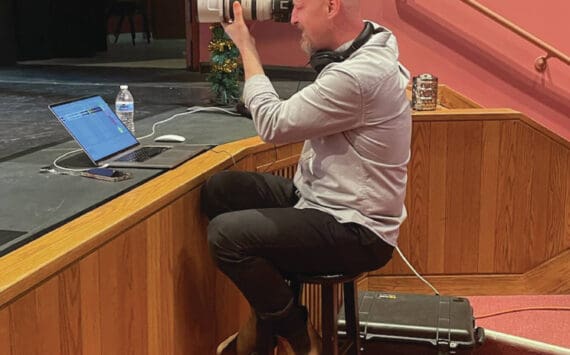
[120,85,128,90]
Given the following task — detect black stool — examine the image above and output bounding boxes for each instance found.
[290,273,362,355]
[106,0,151,45]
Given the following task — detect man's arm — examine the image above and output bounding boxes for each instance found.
[222,2,264,80]
[222,1,363,145]
[244,68,365,144]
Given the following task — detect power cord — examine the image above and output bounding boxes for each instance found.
[210,147,237,167]
[395,246,440,295]
[52,148,110,173]
[136,105,241,141]
[257,144,279,173]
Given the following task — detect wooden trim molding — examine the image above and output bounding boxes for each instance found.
[438,85,483,109]
[368,249,570,296]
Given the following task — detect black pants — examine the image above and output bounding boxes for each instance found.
[201,171,394,320]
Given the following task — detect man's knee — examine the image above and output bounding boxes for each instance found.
[206,214,243,264]
[201,171,235,219]
[203,171,235,196]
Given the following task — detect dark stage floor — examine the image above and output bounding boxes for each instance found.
[0,64,312,162]
[0,65,214,161]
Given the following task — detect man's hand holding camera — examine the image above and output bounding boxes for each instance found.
[222,1,265,80]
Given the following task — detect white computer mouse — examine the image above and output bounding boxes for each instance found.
[154,134,186,143]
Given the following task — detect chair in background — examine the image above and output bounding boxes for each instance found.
[106,0,151,45]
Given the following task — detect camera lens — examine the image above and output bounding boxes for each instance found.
[271,0,293,22]
[197,0,293,23]
[224,0,271,22]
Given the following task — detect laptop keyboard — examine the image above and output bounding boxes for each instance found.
[116,146,170,162]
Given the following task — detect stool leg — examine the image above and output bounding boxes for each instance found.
[128,14,136,45]
[322,284,339,355]
[291,280,302,306]
[141,11,151,43]
[343,281,361,355]
[114,14,125,43]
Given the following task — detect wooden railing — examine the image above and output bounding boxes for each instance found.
[459,0,570,72]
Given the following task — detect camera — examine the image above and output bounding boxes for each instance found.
[197,0,293,23]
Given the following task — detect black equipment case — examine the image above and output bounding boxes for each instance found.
[338,291,485,354]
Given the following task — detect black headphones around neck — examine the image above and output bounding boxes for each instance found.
[309,22,384,74]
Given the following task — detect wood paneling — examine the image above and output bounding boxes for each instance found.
[512,123,533,273]
[0,186,251,355]
[407,122,430,274]
[79,251,101,355]
[59,264,82,355]
[566,151,570,248]
[0,306,11,355]
[493,121,518,272]
[444,121,482,273]
[369,249,570,295]
[99,223,148,355]
[37,276,62,353]
[8,287,39,354]
[477,121,501,272]
[426,122,447,273]
[546,141,569,257]
[525,250,570,293]
[528,130,551,268]
[374,115,570,278]
[369,274,527,296]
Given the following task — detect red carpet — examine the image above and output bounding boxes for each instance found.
[468,295,570,350]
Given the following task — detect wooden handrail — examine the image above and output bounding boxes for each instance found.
[459,0,570,72]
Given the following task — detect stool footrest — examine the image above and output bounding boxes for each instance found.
[290,272,363,355]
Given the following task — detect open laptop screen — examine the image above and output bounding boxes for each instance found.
[50,96,138,162]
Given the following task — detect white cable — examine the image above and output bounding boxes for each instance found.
[135,111,193,140]
[395,246,440,295]
[211,148,237,167]
[136,106,241,141]
[485,330,570,355]
[186,105,242,115]
[51,148,98,172]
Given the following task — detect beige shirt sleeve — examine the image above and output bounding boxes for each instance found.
[244,68,364,144]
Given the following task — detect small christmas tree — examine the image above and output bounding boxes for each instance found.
[207,24,241,105]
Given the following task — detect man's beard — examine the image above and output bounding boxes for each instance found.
[300,33,315,56]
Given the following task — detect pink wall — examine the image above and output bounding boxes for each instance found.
[199,0,570,139]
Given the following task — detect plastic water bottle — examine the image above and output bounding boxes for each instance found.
[115,85,135,133]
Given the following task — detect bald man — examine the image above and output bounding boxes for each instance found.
[201,0,412,354]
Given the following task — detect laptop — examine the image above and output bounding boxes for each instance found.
[49,95,211,169]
